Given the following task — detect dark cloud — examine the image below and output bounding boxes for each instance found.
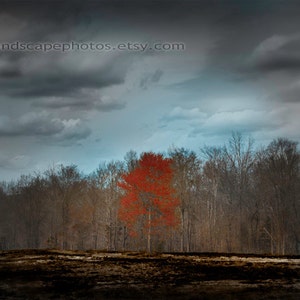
[9,69,124,98]
[0,112,91,142]
[0,52,130,99]
[249,34,300,73]
[2,0,300,84]
[0,113,63,137]
[255,56,300,72]
[140,69,163,89]
[0,68,22,78]
[53,121,92,145]
[0,0,283,41]
[0,0,135,104]
[0,53,23,79]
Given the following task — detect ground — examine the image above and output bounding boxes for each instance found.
[1,250,300,299]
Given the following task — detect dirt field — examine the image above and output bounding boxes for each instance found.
[1,250,300,299]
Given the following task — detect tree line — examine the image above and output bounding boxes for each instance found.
[0,133,299,255]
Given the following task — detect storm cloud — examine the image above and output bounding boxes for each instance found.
[1,0,300,180]
[251,34,300,73]
[0,111,91,141]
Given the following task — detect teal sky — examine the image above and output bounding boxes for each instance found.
[1,0,300,180]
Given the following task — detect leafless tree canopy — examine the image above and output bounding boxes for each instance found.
[0,134,299,254]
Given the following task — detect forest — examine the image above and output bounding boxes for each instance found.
[0,133,299,255]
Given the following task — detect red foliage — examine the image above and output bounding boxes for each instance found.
[118,152,179,237]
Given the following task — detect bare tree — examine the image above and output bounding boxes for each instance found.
[1,136,299,254]
[169,147,202,252]
[45,165,84,249]
[223,132,255,252]
[255,138,300,254]
[201,146,226,251]
[96,161,124,251]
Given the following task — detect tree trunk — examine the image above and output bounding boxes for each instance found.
[180,209,185,252]
[147,209,152,253]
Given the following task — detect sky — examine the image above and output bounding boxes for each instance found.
[1,0,300,181]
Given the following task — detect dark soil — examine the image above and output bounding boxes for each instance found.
[1,249,300,299]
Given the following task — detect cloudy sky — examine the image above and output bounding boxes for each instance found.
[1,0,300,181]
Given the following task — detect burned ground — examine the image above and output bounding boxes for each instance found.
[0,250,300,299]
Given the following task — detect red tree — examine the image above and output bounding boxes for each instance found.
[118,152,179,252]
